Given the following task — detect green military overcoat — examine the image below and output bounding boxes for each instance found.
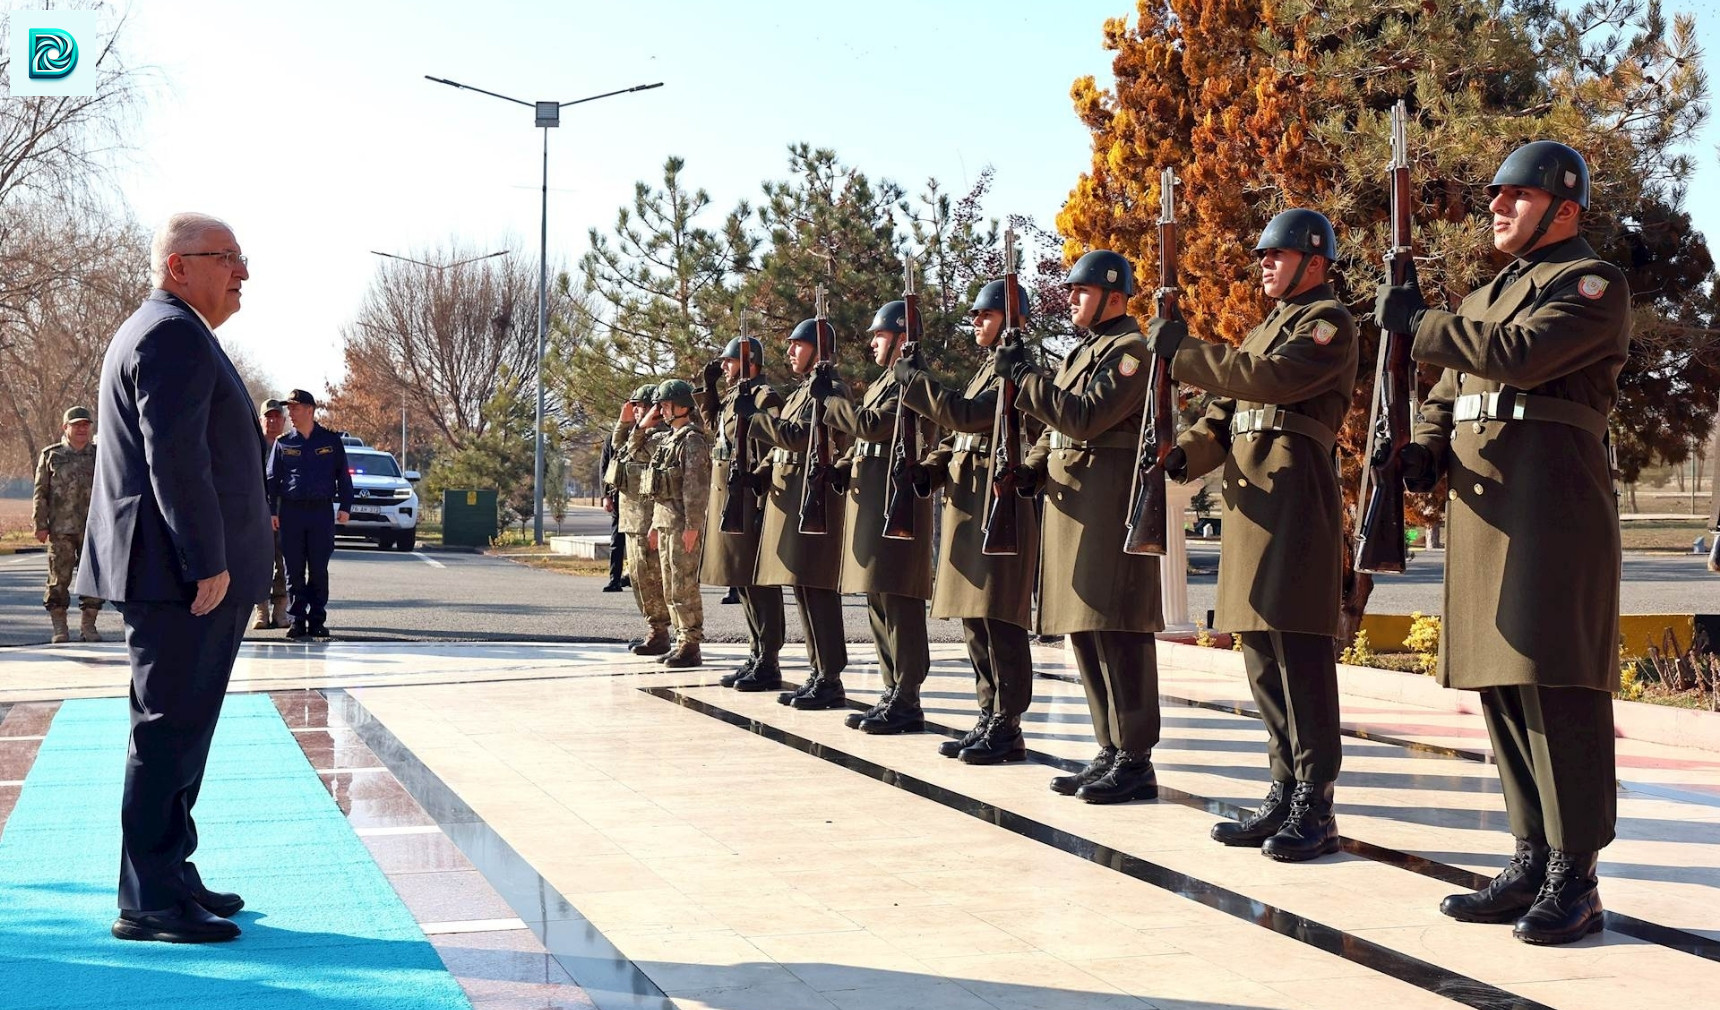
[749,378,849,591]
[901,357,1039,627]
[699,378,782,587]
[1410,236,1630,691]
[821,372,935,600]
[1017,314,1163,635]
[1173,285,1359,638]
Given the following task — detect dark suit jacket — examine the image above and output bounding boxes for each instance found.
[74,290,273,604]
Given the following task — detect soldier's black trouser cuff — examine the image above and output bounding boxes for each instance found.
[962,618,1033,717]
[1239,630,1342,783]
[867,593,928,698]
[741,585,785,662]
[1068,630,1160,752]
[1480,684,1617,852]
[793,586,847,678]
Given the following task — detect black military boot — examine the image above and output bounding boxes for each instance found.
[1211,781,1295,847]
[1261,782,1340,862]
[1512,850,1604,945]
[846,688,895,730]
[663,642,703,669]
[720,658,756,688]
[734,659,783,692]
[860,694,925,735]
[631,630,670,656]
[1076,750,1158,804]
[1050,747,1116,796]
[778,671,819,706]
[940,712,992,758]
[1440,837,1550,923]
[959,715,1026,765]
[790,677,847,711]
[286,620,310,640]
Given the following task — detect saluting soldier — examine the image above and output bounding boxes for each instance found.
[1145,209,1358,860]
[612,386,673,655]
[814,300,936,735]
[995,251,1164,803]
[893,280,1041,762]
[699,335,788,690]
[749,318,851,710]
[640,379,711,669]
[33,406,103,644]
[1375,141,1630,945]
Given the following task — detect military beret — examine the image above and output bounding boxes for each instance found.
[63,406,92,424]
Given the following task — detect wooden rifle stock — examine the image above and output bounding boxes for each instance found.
[982,226,1024,556]
[718,314,751,535]
[1355,101,1415,575]
[798,286,835,535]
[1123,167,1180,557]
[882,258,922,540]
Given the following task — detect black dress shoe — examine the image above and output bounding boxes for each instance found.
[285,620,309,640]
[1050,746,1115,795]
[720,659,757,688]
[1076,750,1158,804]
[1512,850,1604,945]
[778,672,819,706]
[1261,782,1340,862]
[846,689,896,729]
[941,713,991,758]
[959,715,1027,765]
[308,622,331,639]
[192,887,245,919]
[1212,781,1294,847]
[601,579,625,593]
[734,661,783,692]
[1441,837,1549,923]
[113,902,240,943]
[859,700,925,735]
[720,587,742,605]
[790,678,847,710]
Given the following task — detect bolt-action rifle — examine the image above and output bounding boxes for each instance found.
[719,312,753,535]
[982,226,1025,556]
[1123,167,1180,556]
[883,258,923,541]
[798,286,836,535]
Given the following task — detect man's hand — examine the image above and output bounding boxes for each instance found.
[809,362,839,401]
[620,401,638,425]
[682,527,700,553]
[1399,442,1437,493]
[648,529,659,550]
[702,357,723,387]
[1145,318,1189,359]
[34,529,49,543]
[603,494,615,515]
[827,467,850,495]
[640,405,663,429]
[891,354,922,387]
[735,390,758,421]
[271,516,280,531]
[336,511,350,525]
[1374,261,1427,334]
[1163,446,1188,482]
[993,340,1034,383]
[190,570,230,617]
[1007,464,1042,497]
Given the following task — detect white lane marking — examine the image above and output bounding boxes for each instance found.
[411,552,445,569]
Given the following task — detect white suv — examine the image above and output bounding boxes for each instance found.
[335,441,421,551]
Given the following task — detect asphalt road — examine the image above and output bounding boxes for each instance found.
[3,517,1716,648]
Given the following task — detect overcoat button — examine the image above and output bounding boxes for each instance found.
[1473,422,1486,434]
[1448,489,1458,501]
[1473,483,1484,495]
[1237,478,1249,488]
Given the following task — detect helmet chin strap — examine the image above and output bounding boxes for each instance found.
[1511,197,1565,257]
[1280,252,1319,297]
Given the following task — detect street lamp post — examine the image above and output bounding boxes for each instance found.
[425,75,663,544]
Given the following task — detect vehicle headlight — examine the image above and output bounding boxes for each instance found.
[394,488,412,500]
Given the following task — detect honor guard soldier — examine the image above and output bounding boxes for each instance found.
[893,280,1041,762]
[699,335,788,690]
[749,317,851,710]
[1376,141,1630,945]
[995,250,1164,803]
[33,406,103,643]
[612,385,673,654]
[1145,210,1359,859]
[254,398,291,630]
[638,379,712,668]
[266,389,354,639]
[814,300,936,734]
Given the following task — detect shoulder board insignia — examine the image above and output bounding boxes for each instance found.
[1118,353,1140,378]
[1578,274,1610,300]
[1312,320,1337,346]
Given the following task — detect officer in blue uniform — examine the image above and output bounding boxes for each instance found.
[266,389,353,639]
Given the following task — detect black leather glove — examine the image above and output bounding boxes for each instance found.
[1145,318,1188,360]
[702,357,723,387]
[1163,446,1188,482]
[993,340,1034,383]
[734,389,758,420]
[1399,442,1437,493]
[827,466,850,495]
[1010,464,1043,498]
[897,462,931,497]
[746,468,769,494]
[891,354,923,386]
[1374,260,1427,334]
[809,362,839,401]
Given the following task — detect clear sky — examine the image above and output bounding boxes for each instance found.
[102,0,1720,395]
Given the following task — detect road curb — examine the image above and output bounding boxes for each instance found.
[0,545,46,556]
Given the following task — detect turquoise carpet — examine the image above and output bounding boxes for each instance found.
[0,695,472,1009]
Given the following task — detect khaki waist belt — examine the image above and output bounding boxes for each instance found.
[769,448,803,465]
[1229,405,1337,453]
[853,439,888,458]
[1048,430,1137,451]
[1453,391,1608,440]
[951,433,991,454]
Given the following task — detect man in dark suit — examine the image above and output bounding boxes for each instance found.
[75,212,273,944]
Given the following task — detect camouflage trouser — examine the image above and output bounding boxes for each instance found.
[44,533,102,612]
[655,525,705,645]
[629,532,670,634]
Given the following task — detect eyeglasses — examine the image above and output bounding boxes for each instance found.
[179,251,248,268]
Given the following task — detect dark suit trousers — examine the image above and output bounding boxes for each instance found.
[793,586,846,679]
[1068,630,1161,752]
[741,585,784,663]
[116,595,249,911]
[1239,631,1341,784]
[608,509,626,583]
[279,500,335,623]
[962,618,1033,718]
[866,593,928,703]
[1481,685,1617,852]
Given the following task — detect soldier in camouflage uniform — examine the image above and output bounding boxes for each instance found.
[612,385,672,654]
[254,398,291,630]
[33,406,103,644]
[637,379,711,669]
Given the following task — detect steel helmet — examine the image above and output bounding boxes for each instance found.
[1064,250,1136,296]
[1489,141,1590,210]
[971,280,1031,321]
[1252,209,1339,259]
